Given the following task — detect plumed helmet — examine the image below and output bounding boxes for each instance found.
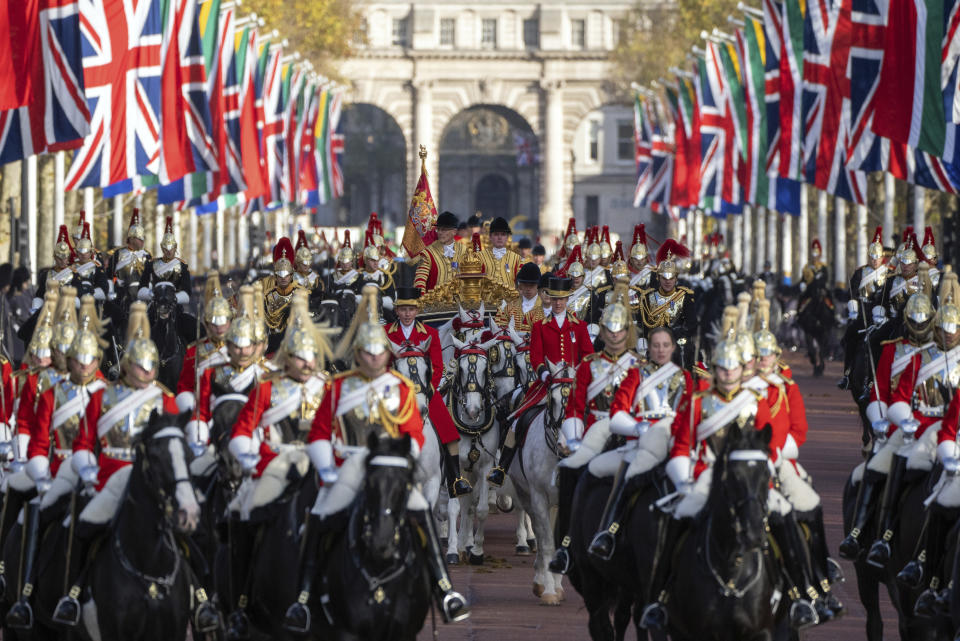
[600,281,636,348]
[563,218,579,251]
[610,260,629,281]
[752,299,779,357]
[585,227,602,261]
[226,285,258,349]
[921,226,937,264]
[560,245,584,279]
[936,271,960,335]
[712,306,743,370]
[54,225,74,262]
[656,239,690,281]
[273,237,295,277]
[161,216,177,252]
[294,230,312,268]
[69,295,106,365]
[599,226,612,260]
[337,230,354,265]
[29,288,61,359]
[335,284,389,359]
[203,271,232,326]
[72,211,86,243]
[810,238,822,258]
[127,208,145,241]
[900,232,920,266]
[630,224,648,260]
[868,226,884,260]
[75,222,93,254]
[122,302,158,372]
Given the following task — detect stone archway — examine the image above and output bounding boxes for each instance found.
[438,105,538,228]
[339,103,406,228]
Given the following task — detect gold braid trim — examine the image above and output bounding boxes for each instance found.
[375,384,416,439]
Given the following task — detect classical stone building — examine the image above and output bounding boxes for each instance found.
[333,0,668,245]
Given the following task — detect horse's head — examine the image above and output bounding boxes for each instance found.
[714,423,773,549]
[150,284,179,322]
[389,338,432,410]
[485,319,516,382]
[546,359,575,428]
[360,432,415,562]
[451,334,496,422]
[134,410,201,534]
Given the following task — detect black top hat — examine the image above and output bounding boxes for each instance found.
[545,275,573,298]
[489,216,511,234]
[436,211,458,229]
[538,272,552,289]
[533,244,546,256]
[466,214,482,227]
[517,262,541,284]
[394,287,421,307]
[517,237,532,249]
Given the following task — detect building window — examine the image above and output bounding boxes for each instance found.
[392,17,408,47]
[523,18,539,48]
[588,120,600,162]
[586,196,600,228]
[617,120,633,161]
[481,18,497,49]
[571,19,586,49]
[440,18,455,46]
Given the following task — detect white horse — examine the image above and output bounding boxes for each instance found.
[508,359,575,605]
[443,330,499,565]
[389,337,442,510]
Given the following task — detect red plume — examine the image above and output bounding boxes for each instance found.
[612,240,625,262]
[656,239,690,264]
[364,229,375,248]
[922,226,935,248]
[472,232,482,252]
[601,225,611,245]
[342,230,351,248]
[564,217,577,238]
[556,245,582,277]
[273,237,294,263]
[871,226,883,244]
[296,229,308,250]
[902,226,914,243]
[81,222,91,240]
[164,216,174,235]
[129,207,140,226]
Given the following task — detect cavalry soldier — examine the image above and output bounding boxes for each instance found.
[639,315,823,632]
[478,216,524,291]
[330,230,361,299]
[799,238,830,302]
[73,222,109,303]
[628,224,654,292]
[32,225,79,311]
[360,231,396,321]
[414,211,468,293]
[7,297,108,630]
[583,227,611,292]
[549,283,639,573]
[366,211,396,271]
[839,226,888,389]
[553,217,580,267]
[107,208,151,304]
[895,273,960,616]
[52,303,216,632]
[487,272,594,487]
[883,232,922,333]
[138,216,191,306]
[638,240,696,368]
[188,286,268,453]
[293,230,322,297]
[281,285,469,633]
[175,271,232,412]
[387,286,471,498]
[262,237,301,341]
[598,226,614,268]
[920,226,940,286]
[225,290,327,639]
[564,246,596,326]
[841,276,936,559]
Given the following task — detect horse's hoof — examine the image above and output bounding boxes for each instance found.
[496,494,514,512]
[469,552,484,565]
[459,551,470,564]
[532,582,545,597]
[515,545,531,556]
[446,553,460,565]
[556,587,565,601]
[527,537,537,552]
[539,593,561,606]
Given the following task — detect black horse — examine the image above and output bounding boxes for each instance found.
[310,434,432,641]
[663,424,788,641]
[149,284,195,391]
[2,410,203,641]
[795,283,836,377]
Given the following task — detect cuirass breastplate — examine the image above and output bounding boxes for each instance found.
[917,347,960,408]
[568,289,591,319]
[75,262,97,280]
[116,248,147,283]
[52,381,89,450]
[153,258,181,283]
[338,375,402,446]
[639,364,685,414]
[37,368,65,398]
[99,384,165,448]
[700,392,758,453]
[650,290,683,322]
[294,271,318,290]
[268,376,323,442]
[588,359,631,411]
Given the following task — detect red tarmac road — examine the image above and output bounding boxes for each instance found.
[420,353,899,640]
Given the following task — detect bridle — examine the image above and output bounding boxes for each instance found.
[449,344,494,435]
[544,370,574,455]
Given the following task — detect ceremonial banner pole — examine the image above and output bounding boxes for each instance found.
[54,152,65,232]
[883,174,895,244]
[112,195,123,246]
[731,212,743,272]
[755,205,765,271]
[798,186,808,272]
[23,156,38,282]
[835,197,847,288]
[855,203,867,267]
[84,188,94,221]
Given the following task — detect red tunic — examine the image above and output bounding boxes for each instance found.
[889,351,941,438]
[610,366,695,420]
[0,359,13,424]
[871,339,912,405]
[940,393,960,446]
[230,380,281,476]
[385,321,459,444]
[28,373,106,476]
[176,341,224,395]
[15,370,42,437]
[529,313,594,376]
[564,352,641,434]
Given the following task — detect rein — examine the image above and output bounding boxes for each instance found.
[449,347,494,436]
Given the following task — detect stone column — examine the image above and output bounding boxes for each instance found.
[112,195,124,247]
[742,205,753,274]
[202,215,212,270]
[817,190,828,263]
[541,79,565,242]
[54,152,65,231]
[83,188,94,221]
[413,79,437,196]
[155,204,165,252]
[913,186,925,233]
[238,211,249,266]
[755,205,766,272]
[798,186,809,273]
[731,213,743,272]
[23,155,37,281]
[215,208,225,270]
[855,203,868,267]
[692,209,703,263]
[767,208,777,278]
[883,173,895,244]
[781,213,792,284]
[189,212,198,269]
[835,197,847,287]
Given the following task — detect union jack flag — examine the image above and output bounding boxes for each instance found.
[644,95,674,212]
[633,92,653,207]
[319,89,345,202]
[697,42,737,213]
[0,0,90,163]
[258,44,284,207]
[801,0,866,203]
[65,0,163,190]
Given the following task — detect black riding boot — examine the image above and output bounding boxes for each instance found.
[445,451,472,498]
[769,512,821,630]
[6,498,42,629]
[226,521,255,641]
[410,509,470,623]
[0,487,31,600]
[911,509,951,617]
[866,455,908,568]
[282,513,325,633]
[487,445,516,487]
[838,469,884,559]
[589,464,635,561]
[51,529,95,627]
[898,508,935,589]
[799,507,846,619]
[177,536,220,634]
[639,516,683,631]
[548,466,582,574]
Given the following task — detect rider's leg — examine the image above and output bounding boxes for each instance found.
[225,518,256,641]
[487,428,517,487]
[588,460,630,561]
[911,506,952,616]
[281,512,325,633]
[178,536,220,633]
[638,514,685,631]
[547,464,585,574]
[768,509,821,630]
[5,498,42,629]
[898,507,934,589]
[408,491,470,623]
[795,505,845,619]
[444,441,472,498]
[838,320,859,389]
[839,433,900,559]
[866,453,908,567]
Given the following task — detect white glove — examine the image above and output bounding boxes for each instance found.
[93,288,106,301]
[872,306,886,324]
[175,290,189,305]
[137,287,153,302]
[175,392,196,414]
[665,456,691,490]
[229,435,260,473]
[886,401,913,429]
[25,455,50,483]
[781,434,799,461]
[847,300,858,320]
[71,449,99,484]
[937,440,960,464]
[15,433,30,462]
[382,297,394,311]
[185,420,210,447]
[540,370,549,382]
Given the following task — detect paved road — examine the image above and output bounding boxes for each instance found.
[420,353,901,640]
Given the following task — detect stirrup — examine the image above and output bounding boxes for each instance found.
[548,547,572,575]
[449,477,473,498]
[897,559,924,589]
[441,590,470,623]
[5,600,34,630]
[865,539,891,568]
[837,532,862,560]
[193,601,220,633]
[788,599,819,630]
[588,530,616,561]
[282,601,311,633]
[225,610,250,641]
[827,557,845,584]
[639,602,668,630]
[52,594,81,627]
[487,466,506,487]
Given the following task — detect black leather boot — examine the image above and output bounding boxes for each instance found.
[225,521,255,641]
[838,469,884,560]
[548,466,582,574]
[898,508,934,589]
[282,514,324,633]
[866,455,908,568]
[800,507,845,619]
[589,464,634,561]
[6,498,41,629]
[445,451,472,498]
[411,509,470,623]
[487,445,516,487]
[639,516,683,631]
[769,513,820,630]
[912,509,950,617]
[52,532,93,627]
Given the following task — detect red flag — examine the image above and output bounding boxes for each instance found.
[0,1,39,110]
[402,148,438,257]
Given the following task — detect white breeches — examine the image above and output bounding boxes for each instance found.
[927,469,960,509]
[777,461,820,512]
[189,447,218,478]
[5,469,32,494]
[899,421,941,472]
[310,448,427,517]
[79,467,132,525]
[587,448,633,478]
[625,421,672,481]
[559,419,611,470]
[673,467,792,519]
[229,448,310,521]
[41,456,79,510]
[867,429,906,474]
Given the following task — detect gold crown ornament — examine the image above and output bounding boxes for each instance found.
[123,302,159,372]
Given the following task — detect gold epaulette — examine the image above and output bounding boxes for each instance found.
[748,388,766,401]
[332,369,357,381]
[415,321,427,333]
[156,382,173,396]
[678,286,694,294]
[567,313,581,324]
[880,337,903,346]
[583,353,601,362]
[693,365,710,378]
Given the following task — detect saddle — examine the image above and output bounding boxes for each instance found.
[514,405,541,449]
